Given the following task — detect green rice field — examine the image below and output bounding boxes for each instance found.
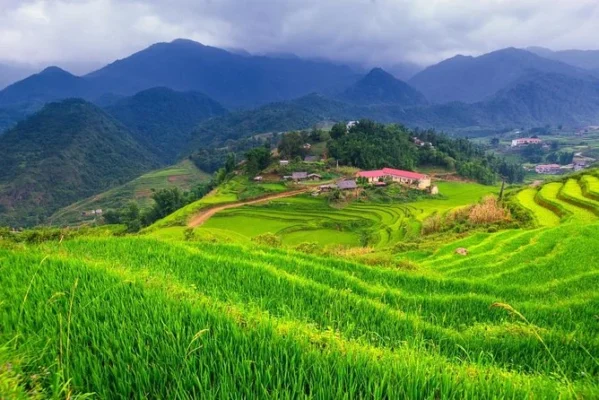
[2,175,599,398]
[198,181,495,248]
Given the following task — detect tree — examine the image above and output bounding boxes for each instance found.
[150,188,186,220]
[330,122,347,140]
[490,137,500,146]
[245,146,272,175]
[121,202,141,232]
[278,131,305,159]
[558,151,574,165]
[224,153,236,174]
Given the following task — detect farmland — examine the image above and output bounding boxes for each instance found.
[2,175,599,398]
[198,181,495,247]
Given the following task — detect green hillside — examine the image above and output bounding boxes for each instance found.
[0,99,159,227]
[50,160,210,225]
[2,174,599,398]
[105,87,228,163]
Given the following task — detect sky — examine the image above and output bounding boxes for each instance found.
[1,0,598,74]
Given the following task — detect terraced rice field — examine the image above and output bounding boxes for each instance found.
[581,174,599,200]
[2,220,599,398]
[513,175,599,227]
[516,188,560,226]
[198,182,494,248]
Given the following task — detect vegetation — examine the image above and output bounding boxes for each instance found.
[328,120,524,184]
[49,160,210,226]
[0,99,159,227]
[105,87,227,163]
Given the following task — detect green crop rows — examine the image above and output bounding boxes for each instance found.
[199,182,494,248]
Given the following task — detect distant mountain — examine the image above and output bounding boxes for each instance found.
[85,39,359,108]
[188,93,356,149]
[105,87,227,162]
[478,72,599,126]
[527,47,599,71]
[0,63,36,90]
[188,69,599,144]
[0,99,159,227]
[409,48,589,103]
[0,66,91,108]
[339,68,428,106]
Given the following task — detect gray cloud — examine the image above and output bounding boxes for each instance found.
[0,0,598,73]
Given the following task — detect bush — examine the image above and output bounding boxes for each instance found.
[252,233,282,248]
[468,196,511,225]
[294,242,320,254]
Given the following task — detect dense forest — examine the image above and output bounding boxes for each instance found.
[328,120,524,184]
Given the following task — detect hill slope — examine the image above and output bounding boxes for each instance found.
[105,87,228,162]
[0,99,159,227]
[479,72,599,126]
[50,160,210,225]
[189,93,356,148]
[339,68,428,106]
[527,46,599,71]
[0,66,91,108]
[409,48,589,103]
[85,39,358,108]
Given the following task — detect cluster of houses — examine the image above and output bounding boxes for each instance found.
[534,160,593,175]
[511,137,542,147]
[356,168,433,190]
[81,209,103,218]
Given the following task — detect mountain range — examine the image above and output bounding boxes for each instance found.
[408,47,594,104]
[0,39,358,110]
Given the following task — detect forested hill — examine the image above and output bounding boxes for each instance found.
[0,99,159,227]
[339,68,428,106]
[105,87,228,163]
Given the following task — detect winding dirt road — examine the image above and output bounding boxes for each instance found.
[187,189,309,228]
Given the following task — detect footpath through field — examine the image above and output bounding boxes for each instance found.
[188,189,309,227]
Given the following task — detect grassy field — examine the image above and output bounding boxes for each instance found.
[2,214,599,397]
[147,176,289,230]
[50,160,210,225]
[197,181,496,248]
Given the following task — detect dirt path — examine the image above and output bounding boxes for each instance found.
[188,189,309,228]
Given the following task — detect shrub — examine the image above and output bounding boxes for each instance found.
[252,233,282,248]
[468,196,511,225]
[422,212,443,235]
[294,242,320,254]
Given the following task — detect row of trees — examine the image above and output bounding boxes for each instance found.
[326,120,524,184]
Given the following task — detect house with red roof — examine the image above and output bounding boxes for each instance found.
[356,168,432,189]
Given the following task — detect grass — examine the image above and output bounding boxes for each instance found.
[49,160,210,225]
[1,221,599,398]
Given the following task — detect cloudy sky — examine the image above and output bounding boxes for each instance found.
[1,0,598,73]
